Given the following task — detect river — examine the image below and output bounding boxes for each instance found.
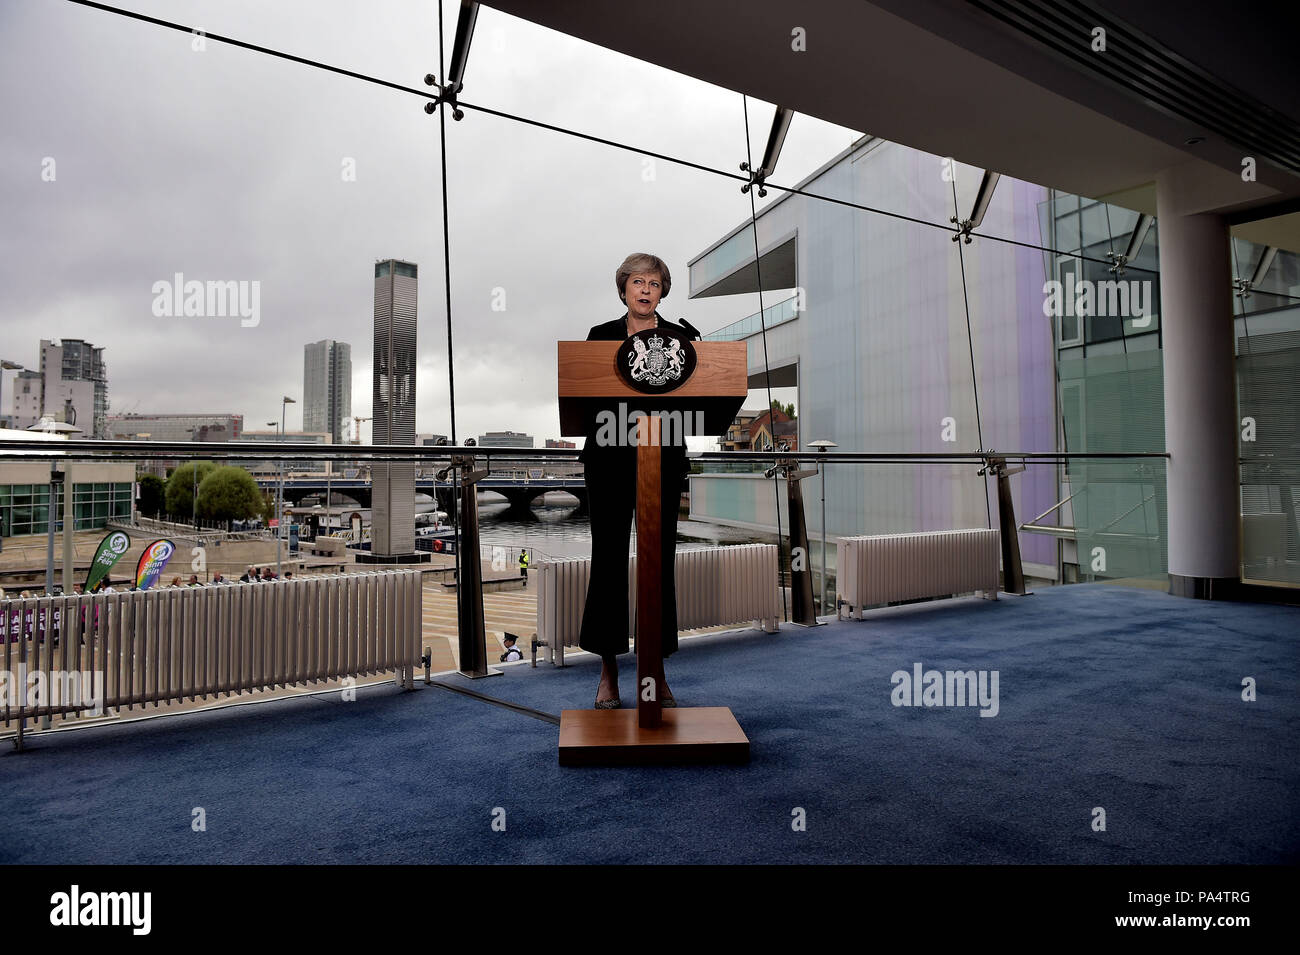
[473,491,777,562]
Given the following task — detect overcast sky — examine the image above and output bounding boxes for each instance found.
[0,0,861,447]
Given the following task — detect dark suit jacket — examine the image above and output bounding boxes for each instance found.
[578,312,691,491]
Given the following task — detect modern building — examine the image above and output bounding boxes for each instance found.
[303,339,352,445]
[369,258,419,560]
[688,136,1058,583]
[688,149,1300,593]
[477,430,534,448]
[36,339,108,438]
[105,413,244,444]
[103,413,245,478]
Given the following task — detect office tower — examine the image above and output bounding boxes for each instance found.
[303,339,352,445]
[39,339,108,438]
[370,259,418,559]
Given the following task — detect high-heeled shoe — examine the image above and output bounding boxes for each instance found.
[661,691,677,708]
[594,696,621,709]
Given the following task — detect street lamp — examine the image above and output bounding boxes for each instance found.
[278,396,296,578]
[266,422,277,535]
[0,360,21,553]
[808,439,837,615]
[186,426,200,529]
[46,466,64,594]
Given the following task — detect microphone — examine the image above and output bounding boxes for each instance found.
[675,317,703,341]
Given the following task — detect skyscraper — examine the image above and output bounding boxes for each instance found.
[303,339,352,444]
[370,259,418,560]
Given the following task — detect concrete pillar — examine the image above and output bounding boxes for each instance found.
[1156,169,1240,597]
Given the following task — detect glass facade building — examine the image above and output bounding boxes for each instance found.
[303,339,352,446]
[689,136,1059,582]
[685,129,1300,591]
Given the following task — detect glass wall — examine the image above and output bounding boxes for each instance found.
[1042,189,1300,586]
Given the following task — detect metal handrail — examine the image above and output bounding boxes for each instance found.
[0,436,1173,465]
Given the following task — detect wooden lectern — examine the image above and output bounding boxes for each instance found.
[556,335,751,766]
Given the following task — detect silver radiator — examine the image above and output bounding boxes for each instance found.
[1,570,422,729]
[837,529,999,617]
[535,544,780,665]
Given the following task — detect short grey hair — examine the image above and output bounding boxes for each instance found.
[615,253,671,301]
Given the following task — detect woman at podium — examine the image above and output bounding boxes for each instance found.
[578,253,691,709]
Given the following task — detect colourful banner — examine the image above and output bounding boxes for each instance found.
[85,530,131,593]
[135,539,176,592]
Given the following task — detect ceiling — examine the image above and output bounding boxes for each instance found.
[486,0,1300,250]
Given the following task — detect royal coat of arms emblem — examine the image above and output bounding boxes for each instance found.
[615,327,698,394]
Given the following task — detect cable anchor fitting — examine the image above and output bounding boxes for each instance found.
[950,216,974,244]
[739,161,768,197]
[422,73,463,120]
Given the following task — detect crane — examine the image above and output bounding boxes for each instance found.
[351,415,372,444]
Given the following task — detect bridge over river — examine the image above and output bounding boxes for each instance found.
[256,474,588,512]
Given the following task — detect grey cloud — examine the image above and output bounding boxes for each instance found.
[2,0,847,443]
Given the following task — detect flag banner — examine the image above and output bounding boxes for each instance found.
[85,530,131,593]
[135,539,176,591]
[4,605,60,644]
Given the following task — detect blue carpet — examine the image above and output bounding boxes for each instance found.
[1,583,1296,864]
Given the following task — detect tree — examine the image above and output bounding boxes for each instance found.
[771,399,796,418]
[197,466,264,521]
[137,473,165,518]
[260,488,276,523]
[164,461,218,520]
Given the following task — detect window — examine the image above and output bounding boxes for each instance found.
[1054,211,1080,255]
[1056,260,1082,346]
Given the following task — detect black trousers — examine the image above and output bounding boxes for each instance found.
[578,455,680,660]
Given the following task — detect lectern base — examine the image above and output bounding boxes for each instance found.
[558,707,750,766]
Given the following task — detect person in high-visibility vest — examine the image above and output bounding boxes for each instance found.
[519,549,529,587]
